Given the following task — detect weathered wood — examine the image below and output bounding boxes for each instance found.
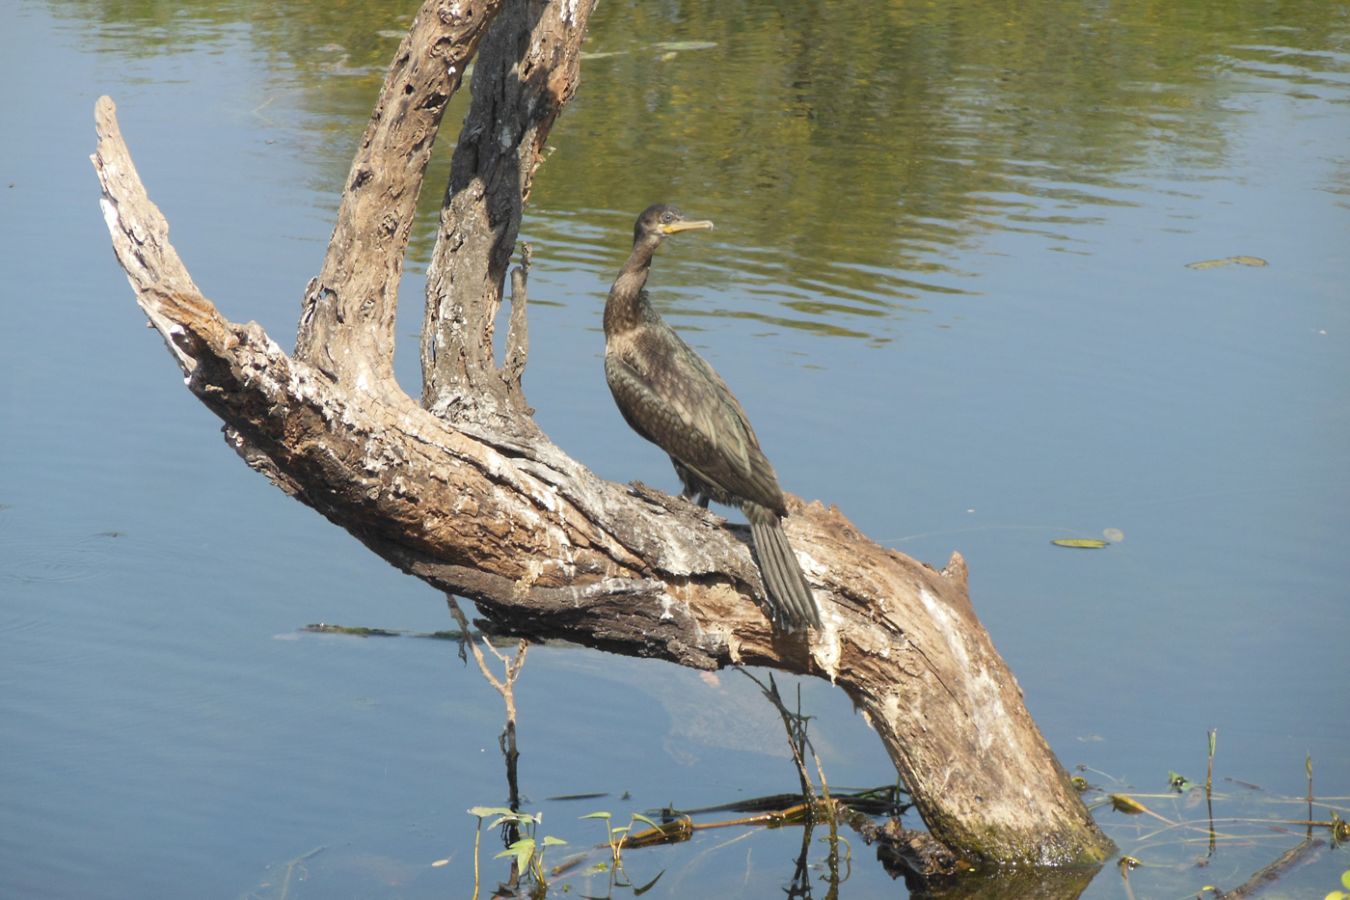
[91,0,1113,872]
[421,0,595,428]
[294,0,504,399]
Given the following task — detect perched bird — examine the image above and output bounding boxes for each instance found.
[603,204,822,631]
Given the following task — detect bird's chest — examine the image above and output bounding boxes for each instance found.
[606,328,677,384]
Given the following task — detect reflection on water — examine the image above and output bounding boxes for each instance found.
[5,0,1349,898]
[527,0,1346,336]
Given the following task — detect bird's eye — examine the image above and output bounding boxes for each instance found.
[661,211,675,223]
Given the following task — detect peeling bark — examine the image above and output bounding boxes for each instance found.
[91,0,1113,873]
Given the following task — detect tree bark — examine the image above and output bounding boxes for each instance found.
[91,0,1113,874]
[294,0,503,401]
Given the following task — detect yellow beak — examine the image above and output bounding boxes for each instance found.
[660,219,715,235]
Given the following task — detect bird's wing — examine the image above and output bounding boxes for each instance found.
[605,322,785,512]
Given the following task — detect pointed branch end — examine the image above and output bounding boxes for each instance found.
[942,551,968,589]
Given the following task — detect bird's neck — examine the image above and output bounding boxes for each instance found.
[604,244,657,336]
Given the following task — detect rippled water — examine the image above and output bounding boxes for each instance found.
[3,1,1348,897]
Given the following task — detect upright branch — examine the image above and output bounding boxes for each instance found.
[91,0,1114,877]
[422,0,593,429]
[295,0,504,398]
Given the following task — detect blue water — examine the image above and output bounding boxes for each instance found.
[3,1,1348,897]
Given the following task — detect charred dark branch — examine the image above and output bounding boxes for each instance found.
[421,0,594,430]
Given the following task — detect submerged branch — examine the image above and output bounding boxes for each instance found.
[1216,838,1326,899]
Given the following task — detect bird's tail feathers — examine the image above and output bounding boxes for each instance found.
[749,517,822,631]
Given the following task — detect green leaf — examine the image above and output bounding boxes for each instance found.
[631,813,662,830]
[579,811,613,821]
[1051,538,1109,549]
[495,837,536,870]
[487,810,537,829]
[542,835,568,847]
[468,805,515,819]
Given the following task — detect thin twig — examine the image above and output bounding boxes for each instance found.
[1305,753,1314,840]
[814,749,846,898]
[446,594,528,825]
[742,671,817,805]
[1207,728,1218,857]
[446,595,528,721]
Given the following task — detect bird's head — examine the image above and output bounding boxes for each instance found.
[633,204,715,248]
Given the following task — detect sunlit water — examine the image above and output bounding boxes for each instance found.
[3,1,1348,897]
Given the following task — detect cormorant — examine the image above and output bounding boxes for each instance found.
[603,204,822,631]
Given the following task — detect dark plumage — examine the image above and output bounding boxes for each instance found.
[603,204,822,631]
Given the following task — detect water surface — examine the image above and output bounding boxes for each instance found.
[2,0,1348,897]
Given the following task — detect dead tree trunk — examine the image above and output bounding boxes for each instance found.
[91,0,1113,873]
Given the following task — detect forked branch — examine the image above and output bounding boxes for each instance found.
[92,0,1112,874]
[295,0,504,398]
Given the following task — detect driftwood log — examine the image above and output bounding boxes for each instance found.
[92,0,1113,876]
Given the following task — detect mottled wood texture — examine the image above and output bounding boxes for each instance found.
[91,0,1112,875]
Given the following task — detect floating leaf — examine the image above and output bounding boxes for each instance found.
[1103,527,1125,542]
[1052,538,1109,549]
[431,858,450,868]
[1185,255,1269,270]
[1168,771,1194,792]
[542,836,568,847]
[1110,793,1150,815]
[579,811,613,821]
[651,40,718,51]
